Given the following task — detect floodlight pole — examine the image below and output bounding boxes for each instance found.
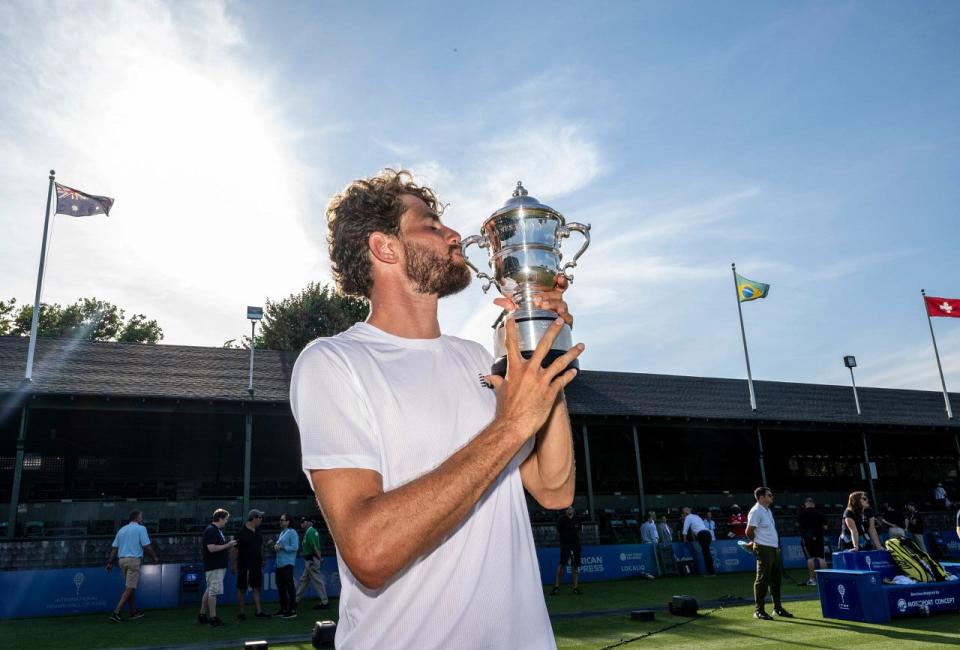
[243,306,263,519]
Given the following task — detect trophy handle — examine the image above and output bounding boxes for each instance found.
[558,222,591,281]
[460,234,496,293]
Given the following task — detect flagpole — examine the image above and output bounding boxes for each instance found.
[921,289,953,419]
[732,262,757,411]
[25,170,56,381]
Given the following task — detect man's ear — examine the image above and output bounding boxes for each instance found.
[368,231,400,264]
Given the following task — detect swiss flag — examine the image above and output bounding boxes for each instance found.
[925,296,960,318]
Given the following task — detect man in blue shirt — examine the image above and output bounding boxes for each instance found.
[273,513,299,618]
[105,510,158,622]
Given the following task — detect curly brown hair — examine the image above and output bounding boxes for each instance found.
[326,169,441,298]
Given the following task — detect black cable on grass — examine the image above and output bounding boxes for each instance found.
[597,595,741,650]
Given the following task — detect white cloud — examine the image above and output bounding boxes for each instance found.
[0,0,319,345]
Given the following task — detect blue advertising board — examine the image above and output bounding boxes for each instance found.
[885,581,960,618]
[537,544,658,583]
[0,557,341,619]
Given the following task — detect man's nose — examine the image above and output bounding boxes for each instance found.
[445,226,462,245]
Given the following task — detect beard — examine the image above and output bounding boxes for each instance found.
[402,238,472,298]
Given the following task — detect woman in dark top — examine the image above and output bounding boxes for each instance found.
[839,491,876,551]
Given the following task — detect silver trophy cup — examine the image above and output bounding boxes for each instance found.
[461,181,590,376]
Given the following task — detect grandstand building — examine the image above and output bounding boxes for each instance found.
[2,336,959,550]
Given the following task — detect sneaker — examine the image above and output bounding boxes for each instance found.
[236,613,246,621]
[806,578,817,586]
[208,617,226,627]
[550,587,560,595]
[753,610,773,621]
[197,613,208,625]
[314,602,330,610]
[774,608,794,618]
[280,610,298,619]
[130,610,145,620]
[109,612,123,623]
[572,587,582,595]
[254,611,272,619]
[273,610,286,617]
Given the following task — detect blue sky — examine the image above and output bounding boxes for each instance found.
[1,0,959,393]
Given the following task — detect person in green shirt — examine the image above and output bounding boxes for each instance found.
[295,516,330,609]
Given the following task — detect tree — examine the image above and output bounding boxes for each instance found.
[256,282,369,351]
[0,298,15,336]
[2,297,163,344]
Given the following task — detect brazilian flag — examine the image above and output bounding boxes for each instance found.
[736,273,769,302]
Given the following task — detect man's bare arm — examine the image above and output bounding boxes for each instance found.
[520,392,575,509]
[311,318,581,590]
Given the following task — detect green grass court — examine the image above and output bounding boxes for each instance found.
[8,573,959,649]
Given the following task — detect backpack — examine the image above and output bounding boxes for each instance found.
[885,537,949,582]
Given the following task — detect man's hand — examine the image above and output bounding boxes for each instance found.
[485,316,582,441]
[105,562,112,573]
[493,274,573,326]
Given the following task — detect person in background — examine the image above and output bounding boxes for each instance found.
[704,511,717,541]
[552,507,582,595]
[681,507,716,577]
[296,516,330,610]
[106,510,158,623]
[955,505,959,541]
[934,482,948,510]
[274,514,299,618]
[233,509,270,620]
[640,512,659,544]
[839,491,880,551]
[796,497,827,586]
[904,502,927,554]
[198,509,237,627]
[727,504,747,538]
[746,487,792,620]
[657,515,673,544]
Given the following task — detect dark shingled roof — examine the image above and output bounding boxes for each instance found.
[1,336,957,428]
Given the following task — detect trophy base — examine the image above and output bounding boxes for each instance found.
[491,349,580,378]
[490,311,580,378]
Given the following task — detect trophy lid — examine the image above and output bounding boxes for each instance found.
[489,181,562,220]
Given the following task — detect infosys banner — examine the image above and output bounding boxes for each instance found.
[0,557,340,619]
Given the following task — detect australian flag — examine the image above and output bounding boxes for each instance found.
[55,183,115,217]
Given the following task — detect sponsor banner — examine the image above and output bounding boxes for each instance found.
[0,557,341,619]
[887,582,960,617]
[537,544,657,583]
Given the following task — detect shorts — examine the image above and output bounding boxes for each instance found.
[236,562,263,591]
[559,544,581,568]
[119,557,142,589]
[205,568,226,596]
[801,535,824,559]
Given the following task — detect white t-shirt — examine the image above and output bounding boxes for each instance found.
[291,323,554,650]
[747,503,779,548]
[681,514,707,537]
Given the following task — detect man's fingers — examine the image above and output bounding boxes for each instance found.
[503,316,524,369]
[551,367,579,392]
[493,297,516,311]
[545,343,585,380]
[484,375,504,390]
[528,317,567,367]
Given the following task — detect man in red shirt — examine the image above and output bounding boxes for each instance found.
[727,504,747,538]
